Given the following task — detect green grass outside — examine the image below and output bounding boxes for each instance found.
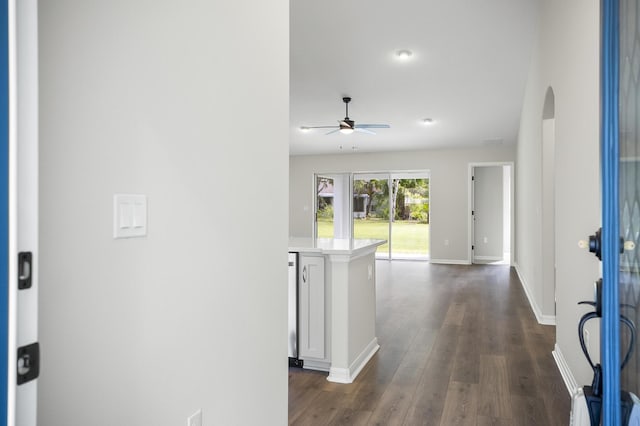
[317,218,429,255]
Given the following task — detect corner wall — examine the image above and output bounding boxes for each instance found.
[516,0,600,387]
[38,1,289,425]
[290,146,515,263]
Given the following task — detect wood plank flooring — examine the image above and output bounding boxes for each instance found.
[288,262,570,425]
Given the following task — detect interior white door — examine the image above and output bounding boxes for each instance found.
[1,1,9,424]
[472,166,504,263]
[6,1,39,425]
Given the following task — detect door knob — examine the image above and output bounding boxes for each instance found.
[578,228,628,259]
[586,228,602,260]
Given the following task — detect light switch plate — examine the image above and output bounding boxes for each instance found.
[113,194,147,239]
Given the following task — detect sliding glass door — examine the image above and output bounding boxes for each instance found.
[390,174,430,260]
[352,172,430,260]
[315,175,334,238]
[315,171,430,259]
[353,173,390,258]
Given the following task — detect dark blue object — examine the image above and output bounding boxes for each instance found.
[601,0,622,424]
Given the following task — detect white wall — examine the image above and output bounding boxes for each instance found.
[38,1,289,425]
[290,146,515,263]
[503,165,511,254]
[541,118,556,317]
[516,0,600,387]
[473,166,504,260]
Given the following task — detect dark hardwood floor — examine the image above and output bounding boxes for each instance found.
[288,262,571,425]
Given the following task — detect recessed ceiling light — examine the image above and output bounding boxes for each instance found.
[396,49,413,60]
[422,118,435,125]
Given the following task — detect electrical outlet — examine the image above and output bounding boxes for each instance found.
[188,409,202,426]
[444,239,449,246]
[483,236,488,243]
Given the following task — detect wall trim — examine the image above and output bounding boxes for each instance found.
[327,338,379,384]
[430,259,471,265]
[513,262,556,325]
[473,255,503,262]
[552,343,578,396]
[302,358,330,372]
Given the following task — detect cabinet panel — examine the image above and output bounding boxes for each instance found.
[298,255,325,360]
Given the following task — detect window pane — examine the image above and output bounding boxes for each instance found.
[353,175,389,258]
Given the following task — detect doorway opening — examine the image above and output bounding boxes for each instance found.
[469,163,513,265]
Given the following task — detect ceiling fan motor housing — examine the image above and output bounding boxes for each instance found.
[340,119,355,129]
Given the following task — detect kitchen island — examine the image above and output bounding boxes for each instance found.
[288,238,385,383]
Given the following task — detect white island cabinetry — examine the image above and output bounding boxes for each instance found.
[289,238,385,383]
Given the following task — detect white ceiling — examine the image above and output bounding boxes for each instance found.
[290,0,538,156]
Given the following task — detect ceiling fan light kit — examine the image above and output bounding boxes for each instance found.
[301,97,390,136]
[396,49,413,60]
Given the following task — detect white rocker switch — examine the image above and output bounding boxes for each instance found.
[113,194,147,238]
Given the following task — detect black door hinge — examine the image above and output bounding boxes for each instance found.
[17,342,39,385]
[18,252,32,290]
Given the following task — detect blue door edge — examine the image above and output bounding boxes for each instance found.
[601,0,622,424]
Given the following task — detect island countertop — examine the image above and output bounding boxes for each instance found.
[288,237,386,256]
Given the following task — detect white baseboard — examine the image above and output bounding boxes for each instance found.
[552,343,578,396]
[513,262,556,325]
[327,338,379,384]
[473,255,503,262]
[302,359,329,372]
[430,259,471,265]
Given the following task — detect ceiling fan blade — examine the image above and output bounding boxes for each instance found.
[325,129,341,135]
[355,124,390,129]
[303,125,340,129]
[355,128,376,135]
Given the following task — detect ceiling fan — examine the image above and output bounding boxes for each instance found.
[301,97,390,135]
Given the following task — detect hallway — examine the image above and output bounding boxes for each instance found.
[289,261,570,425]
